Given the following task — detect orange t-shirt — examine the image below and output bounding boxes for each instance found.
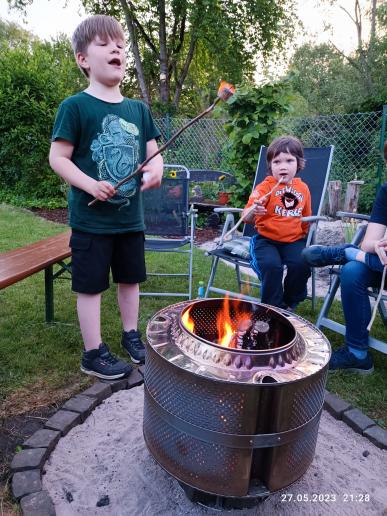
[245,176,312,243]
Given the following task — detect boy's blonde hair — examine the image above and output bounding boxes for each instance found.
[72,15,125,77]
[266,136,306,173]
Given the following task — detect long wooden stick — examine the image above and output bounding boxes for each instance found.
[220,177,284,243]
[367,265,386,331]
[88,98,221,207]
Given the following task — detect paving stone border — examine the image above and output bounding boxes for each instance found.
[10,369,386,515]
[10,365,145,516]
[323,390,387,448]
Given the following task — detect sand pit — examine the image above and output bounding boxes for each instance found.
[43,385,387,516]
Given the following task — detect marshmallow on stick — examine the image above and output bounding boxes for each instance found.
[220,177,284,243]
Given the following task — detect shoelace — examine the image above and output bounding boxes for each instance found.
[129,336,143,351]
[99,350,119,365]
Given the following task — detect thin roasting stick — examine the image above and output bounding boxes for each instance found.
[219,177,284,244]
[367,265,386,331]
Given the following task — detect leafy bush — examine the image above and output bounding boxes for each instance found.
[221,82,292,206]
[0,32,85,206]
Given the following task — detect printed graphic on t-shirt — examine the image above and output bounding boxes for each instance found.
[90,114,140,206]
[274,186,304,217]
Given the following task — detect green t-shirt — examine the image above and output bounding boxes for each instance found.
[52,92,161,234]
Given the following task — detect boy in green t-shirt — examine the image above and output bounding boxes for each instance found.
[49,15,163,380]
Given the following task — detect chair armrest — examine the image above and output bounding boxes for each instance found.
[214,207,243,214]
[187,205,198,214]
[336,211,370,221]
[301,216,329,223]
[218,213,238,238]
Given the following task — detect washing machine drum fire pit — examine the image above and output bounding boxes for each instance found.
[143,299,330,508]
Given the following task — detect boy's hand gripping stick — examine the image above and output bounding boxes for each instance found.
[88,81,235,207]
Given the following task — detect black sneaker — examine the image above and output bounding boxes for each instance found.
[122,329,145,364]
[302,244,357,267]
[81,343,132,380]
[329,346,374,375]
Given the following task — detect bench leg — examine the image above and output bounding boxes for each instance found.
[45,265,54,323]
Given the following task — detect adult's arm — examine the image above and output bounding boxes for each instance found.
[361,223,387,265]
[360,183,387,264]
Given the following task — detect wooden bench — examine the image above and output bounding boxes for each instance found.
[0,231,72,323]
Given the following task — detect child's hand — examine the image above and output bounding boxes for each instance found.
[252,200,267,217]
[90,180,116,201]
[242,201,267,224]
[375,237,387,266]
[140,163,163,191]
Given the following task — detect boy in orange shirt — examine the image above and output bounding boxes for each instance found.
[242,136,311,310]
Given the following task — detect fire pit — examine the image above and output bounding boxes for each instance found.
[143,299,330,509]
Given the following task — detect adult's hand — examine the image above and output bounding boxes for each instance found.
[375,237,387,266]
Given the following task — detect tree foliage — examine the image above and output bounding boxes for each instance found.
[288,1,387,114]
[46,0,296,113]
[0,20,86,206]
[288,44,361,114]
[222,82,293,206]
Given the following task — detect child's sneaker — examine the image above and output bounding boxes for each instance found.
[329,346,374,375]
[121,330,145,364]
[81,343,132,380]
[302,244,356,267]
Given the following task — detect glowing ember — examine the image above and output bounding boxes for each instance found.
[217,80,235,102]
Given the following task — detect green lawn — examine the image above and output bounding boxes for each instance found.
[1,203,386,426]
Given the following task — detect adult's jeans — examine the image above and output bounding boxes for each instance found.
[250,234,310,309]
[341,261,383,351]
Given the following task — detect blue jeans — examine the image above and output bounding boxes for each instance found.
[364,252,385,273]
[341,261,384,351]
[250,234,310,309]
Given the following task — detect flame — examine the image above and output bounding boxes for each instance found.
[182,307,194,333]
[216,295,252,348]
[182,296,253,350]
[216,295,235,347]
[220,321,234,347]
[217,80,235,102]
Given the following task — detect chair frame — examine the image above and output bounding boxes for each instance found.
[205,145,334,309]
[141,164,196,299]
[315,211,387,355]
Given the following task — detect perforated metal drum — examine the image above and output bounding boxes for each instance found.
[143,299,330,507]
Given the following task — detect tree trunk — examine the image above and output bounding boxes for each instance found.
[120,0,151,105]
[370,0,377,45]
[328,180,342,217]
[343,180,364,213]
[339,0,374,95]
[173,35,196,109]
[158,0,169,104]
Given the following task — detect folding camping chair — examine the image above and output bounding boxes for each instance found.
[316,211,387,354]
[204,145,334,308]
[141,164,196,299]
